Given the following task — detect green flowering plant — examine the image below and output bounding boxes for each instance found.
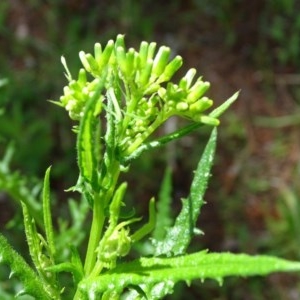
[1,35,300,299]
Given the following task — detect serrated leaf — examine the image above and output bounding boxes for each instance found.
[153,128,217,256]
[79,251,300,299]
[0,234,50,299]
[77,83,104,189]
[21,202,41,269]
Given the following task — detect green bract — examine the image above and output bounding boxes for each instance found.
[58,34,223,157]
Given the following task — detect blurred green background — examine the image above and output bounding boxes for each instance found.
[1,1,300,299]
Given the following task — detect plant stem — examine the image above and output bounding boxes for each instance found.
[83,160,121,276]
[83,193,105,276]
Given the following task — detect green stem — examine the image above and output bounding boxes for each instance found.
[83,193,105,276]
[83,160,121,276]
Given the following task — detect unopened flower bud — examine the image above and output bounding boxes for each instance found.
[98,39,114,70]
[139,59,153,87]
[192,115,219,126]
[116,46,127,74]
[94,43,102,64]
[176,102,189,111]
[138,41,149,68]
[186,81,210,103]
[189,97,213,112]
[183,68,197,89]
[125,48,135,76]
[147,42,157,61]
[158,55,183,83]
[152,46,171,78]
[79,51,91,72]
[115,34,125,50]
[78,69,87,86]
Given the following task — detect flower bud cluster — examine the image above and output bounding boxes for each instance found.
[99,226,131,269]
[58,35,220,154]
[157,68,219,125]
[59,68,103,120]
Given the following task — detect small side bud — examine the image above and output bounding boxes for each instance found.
[176,102,189,111]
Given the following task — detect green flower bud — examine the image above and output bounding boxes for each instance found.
[138,41,149,68]
[194,115,219,126]
[115,34,125,50]
[179,77,188,90]
[158,55,183,83]
[152,46,171,78]
[183,68,197,89]
[79,51,91,73]
[189,97,213,112]
[78,69,87,86]
[138,58,153,87]
[147,42,157,61]
[69,80,81,92]
[85,52,100,75]
[125,48,136,76]
[176,102,189,111]
[98,39,114,71]
[116,46,127,74]
[186,81,210,103]
[94,43,102,64]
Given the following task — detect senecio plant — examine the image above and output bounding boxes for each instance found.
[1,35,300,299]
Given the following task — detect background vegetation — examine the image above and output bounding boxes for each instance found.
[1,1,300,299]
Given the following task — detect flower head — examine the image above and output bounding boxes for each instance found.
[57,35,233,157]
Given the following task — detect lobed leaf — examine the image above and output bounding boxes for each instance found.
[79,251,300,299]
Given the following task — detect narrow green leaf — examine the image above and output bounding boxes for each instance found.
[131,198,156,242]
[43,166,55,258]
[0,234,50,299]
[209,91,239,119]
[79,251,300,298]
[153,128,217,256]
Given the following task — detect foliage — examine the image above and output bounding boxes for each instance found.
[0,35,300,300]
